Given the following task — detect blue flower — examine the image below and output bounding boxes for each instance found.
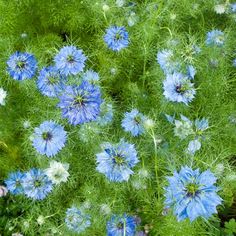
[37,66,65,97]
[22,168,53,200]
[163,72,196,105]
[195,118,209,135]
[186,139,201,155]
[58,81,102,125]
[186,65,196,79]
[104,26,129,51]
[96,102,114,126]
[32,121,67,157]
[7,52,37,80]
[164,166,222,222]
[5,171,26,195]
[96,139,139,182]
[107,214,137,236]
[65,206,91,233]
[157,49,179,74]
[173,115,194,139]
[121,109,147,136]
[231,3,236,13]
[233,59,236,67]
[54,46,87,76]
[82,69,99,83]
[206,30,225,47]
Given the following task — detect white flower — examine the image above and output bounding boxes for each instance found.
[138,169,149,178]
[0,185,8,197]
[102,4,110,12]
[23,120,31,129]
[37,215,45,225]
[116,0,125,7]
[144,118,154,130]
[214,163,225,176]
[100,204,111,215]
[214,4,226,14]
[45,161,69,185]
[186,139,201,155]
[0,88,7,106]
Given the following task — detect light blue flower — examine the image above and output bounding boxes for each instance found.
[163,72,196,105]
[231,3,236,13]
[54,46,87,76]
[5,171,26,195]
[37,66,65,97]
[186,65,196,79]
[65,206,91,233]
[22,168,53,200]
[157,49,179,74]
[82,69,99,83]
[206,30,225,47]
[164,166,222,222]
[32,121,67,157]
[104,26,129,51]
[58,81,102,125]
[96,139,139,182]
[121,109,147,136]
[96,102,113,126]
[186,139,201,155]
[174,115,194,139]
[7,52,37,80]
[195,118,209,135]
[107,214,137,236]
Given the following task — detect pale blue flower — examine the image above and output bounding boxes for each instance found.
[5,171,26,195]
[206,30,225,47]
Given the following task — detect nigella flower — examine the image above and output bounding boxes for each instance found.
[54,46,87,76]
[164,166,222,222]
[65,206,91,233]
[45,160,70,185]
[96,102,113,126]
[0,88,7,105]
[58,81,102,125]
[7,52,37,80]
[174,115,194,140]
[5,171,26,195]
[82,69,99,83]
[104,26,129,51]
[121,109,147,136]
[186,65,196,79]
[206,30,225,47]
[96,139,139,182]
[22,168,53,200]
[233,59,236,67]
[32,121,67,157]
[157,49,179,74]
[231,3,236,13]
[186,139,201,155]
[107,214,137,236]
[195,118,209,135]
[37,66,65,97]
[163,72,196,105]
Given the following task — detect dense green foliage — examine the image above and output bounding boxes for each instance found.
[0,0,236,235]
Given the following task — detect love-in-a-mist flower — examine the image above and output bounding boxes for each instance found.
[121,109,147,136]
[104,26,129,51]
[186,139,201,155]
[22,168,53,200]
[96,102,113,126]
[5,171,26,195]
[82,69,99,83]
[174,115,194,139]
[164,166,222,222]
[45,160,69,185]
[194,118,209,135]
[37,66,65,97]
[7,52,37,80]
[206,30,225,47]
[0,88,7,105]
[65,206,91,233]
[163,72,196,105]
[58,81,102,125]
[32,121,67,157]
[107,214,137,236]
[157,49,179,74]
[96,139,139,182]
[54,46,87,76]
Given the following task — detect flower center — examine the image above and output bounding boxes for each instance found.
[48,75,58,84]
[117,221,124,229]
[115,32,122,40]
[175,85,185,94]
[114,154,124,165]
[42,132,53,141]
[134,115,141,124]
[17,60,26,69]
[67,55,75,63]
[34,180,43,187]
[186,183,199,196]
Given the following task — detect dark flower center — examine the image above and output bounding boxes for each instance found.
[134,115,141,124]
[34,180,43,188]
[67,55,75,63]
[74,95,85,106]
[117,221,124,229]
[15,180,21,187]
[186,183,199,196]
[17,60,26,69]
[115,32,122,40]
[42,132,53,141]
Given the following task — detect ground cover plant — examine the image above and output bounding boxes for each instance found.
[0,0,236,235]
